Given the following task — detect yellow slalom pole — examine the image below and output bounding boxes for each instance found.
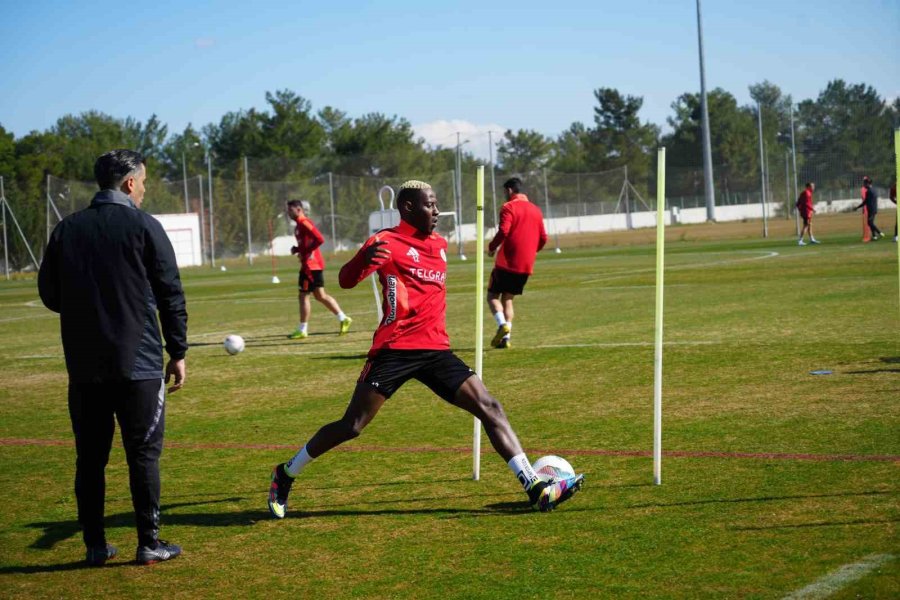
[895,129,899,325]
[473,166,485,480]
[653,147,666,485]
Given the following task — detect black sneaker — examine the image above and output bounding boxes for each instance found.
[85,543,118,566]
[136,540,182,565]
[268,463,294,519]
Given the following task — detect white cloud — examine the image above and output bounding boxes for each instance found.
[413,119,508,163]
[194,37,215,49]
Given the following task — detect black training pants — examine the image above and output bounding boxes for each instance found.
[867,212,881,237]
[68,379,165,548]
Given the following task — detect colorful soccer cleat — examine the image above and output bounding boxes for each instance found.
[496,337,511,349]
[288,329,308,340]
[528,474,585,512]
[339,317,353,335]
[268,463,294,519]
[491,323,511,348]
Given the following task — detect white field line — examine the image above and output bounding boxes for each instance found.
[581,251,779,284]
[0,313,55,323]
[536,341,719,349]
[782,553,895,600]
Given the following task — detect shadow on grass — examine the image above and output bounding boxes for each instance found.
[731,517,900,531]
[627,489,895,509]
[25,498,247,550]
[22,489,535,554]
[0,559,139,575]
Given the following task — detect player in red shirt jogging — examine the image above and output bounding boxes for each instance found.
[486,178,548,349]
[268,181,583,516]
[286,200,352,339]
[795,182,820,246]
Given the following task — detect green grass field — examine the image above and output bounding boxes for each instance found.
[0,213,898,599]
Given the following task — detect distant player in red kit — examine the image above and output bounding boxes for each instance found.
[267,181,583,517]
[487,177,548,349]
[285,200,352,339]
[795,182,820,246]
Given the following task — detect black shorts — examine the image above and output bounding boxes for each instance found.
[488,267,529,295]
[357,350,475,402]
[298,269,325,292]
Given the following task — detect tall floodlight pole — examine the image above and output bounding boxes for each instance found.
[197,175,206,266]
[488,131,498,229]
[181,151,190,213]
[455,133,468,260]
[243,155,253,265]
[207,151,216,267]
[790,103,800,236]
[696,0,716,221]
[756,101,768,238]
[1,177,8,280]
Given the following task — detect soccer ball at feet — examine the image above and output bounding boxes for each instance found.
[532,455,575,482]
[223,334,245,355]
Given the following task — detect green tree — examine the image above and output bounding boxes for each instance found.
[796,79,896,186]
[663,88,758,198]
[587,88,659,180]
[497,129,553,173]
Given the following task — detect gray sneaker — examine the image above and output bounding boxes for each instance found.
[136,540,182,565]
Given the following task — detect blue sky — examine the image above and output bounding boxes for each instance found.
[1,0,898,160]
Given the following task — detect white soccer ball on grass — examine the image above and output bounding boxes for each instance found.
[532,455,575,482]
[223,334,245,355]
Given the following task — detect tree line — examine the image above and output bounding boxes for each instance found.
[1,79,897,268]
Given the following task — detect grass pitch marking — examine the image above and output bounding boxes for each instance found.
[782,553,895,599]
[580,250,780,284]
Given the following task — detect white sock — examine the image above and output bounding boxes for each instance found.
[507,453,540,490]
[298,322,308,333]
[493,312,506,327]
[285,445,313,477]
[336,311,347,321]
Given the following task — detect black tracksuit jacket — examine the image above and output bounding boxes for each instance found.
[38,190,188,382]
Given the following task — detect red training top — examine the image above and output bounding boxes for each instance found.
[796,188,813,214]
[339,220,450,357]
[488,193,548,275]
[293,215,324,271]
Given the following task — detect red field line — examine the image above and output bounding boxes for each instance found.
[1,438,898,463]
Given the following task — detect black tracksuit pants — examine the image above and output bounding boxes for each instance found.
[68,379,165,548]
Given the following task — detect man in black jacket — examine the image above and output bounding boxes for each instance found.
[38,149,188,566]
[855,176,883,240]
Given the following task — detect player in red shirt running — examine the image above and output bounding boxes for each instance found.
[268,181,583,516]
[286,200,352,339]
[795,182,819,246]
[486,178,548,349]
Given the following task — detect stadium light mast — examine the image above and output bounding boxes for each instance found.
[696,0,716,221]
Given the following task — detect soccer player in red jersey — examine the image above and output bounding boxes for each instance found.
[268,181,583,516]
[486,178,548,349]
[285,200,352,339]
[795,182,819,246]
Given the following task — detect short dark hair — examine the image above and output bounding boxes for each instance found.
[286,199,310,212]
[503,177,522,194]
[94,149,145,190]
[397,186,425,211]
[805,182,813,188]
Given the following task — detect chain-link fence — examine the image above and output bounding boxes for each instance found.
[3,147,895,275]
